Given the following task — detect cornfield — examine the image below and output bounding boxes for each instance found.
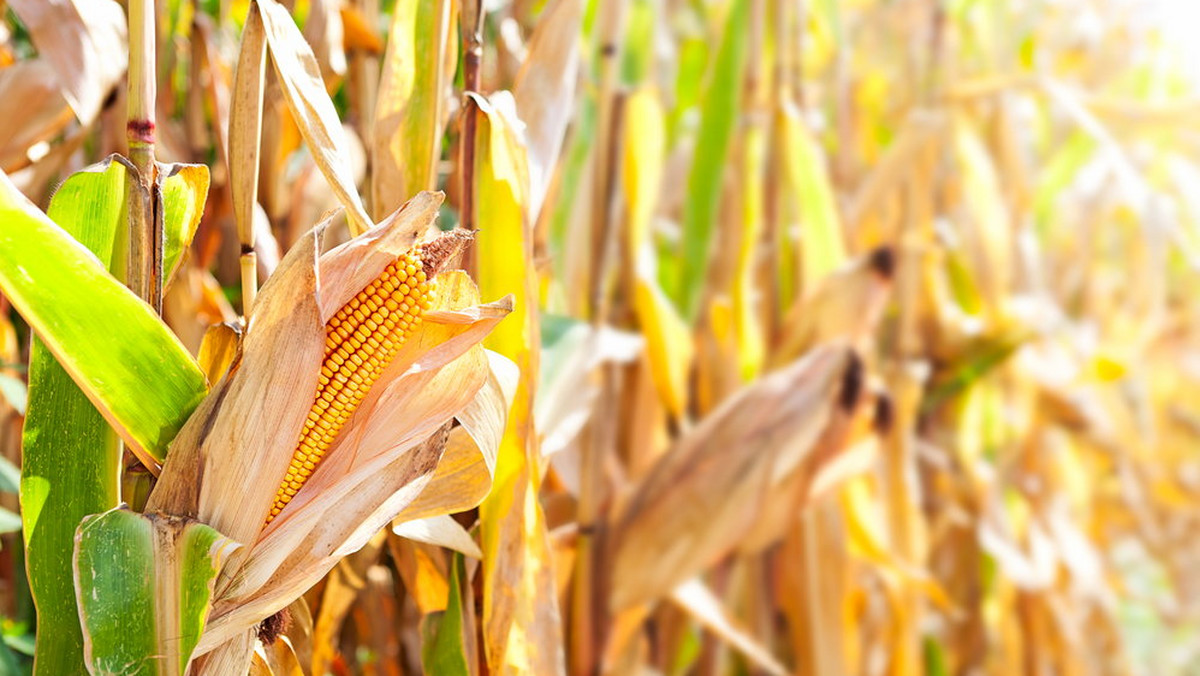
[0,0,1197,674]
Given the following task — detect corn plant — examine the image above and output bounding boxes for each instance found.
[0,0,1199,675]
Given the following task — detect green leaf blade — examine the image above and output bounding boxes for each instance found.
[20,158,130,676]
[0,169,207,465]
[674,0,749,321]
[74,509,235,676]
[158,163,210,284]
[421,553,471,676]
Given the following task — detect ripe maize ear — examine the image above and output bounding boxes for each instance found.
[266,230,471,523]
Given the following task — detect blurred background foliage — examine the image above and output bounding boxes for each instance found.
[3,0,1200,674]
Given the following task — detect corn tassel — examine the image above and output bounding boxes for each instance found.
[266,230,472,523]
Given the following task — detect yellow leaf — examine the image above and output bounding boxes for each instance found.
[779,103,846,295]
[472,94,567,676]
[733,123,766,381]
[370,0,454,219]
[633,274,693,420]
[623,87,665,256]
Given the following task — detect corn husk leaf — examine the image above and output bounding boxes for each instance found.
[392,348,518,522]
[771,248,893,366]
[144,195,512,664]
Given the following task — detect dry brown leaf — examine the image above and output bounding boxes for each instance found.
[302,0,347,80]
[256,0,373,235]
[393,514,482,559]
[311,531,387,676]
[7,125,87,201]
[0,60,74,173]
[389,534,450,616]
[670,579,788,676]
[609,345,857,610]
[195,322,242,387]
[513,0,584,220]
[8,0,126,124]
[229,5,268,249]
[771,247,893,366]
[538,323,641,465]
[847,111,943,238]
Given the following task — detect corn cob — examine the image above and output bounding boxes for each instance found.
[266,230,472,523]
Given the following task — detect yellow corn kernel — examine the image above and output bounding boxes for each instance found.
[265,248,434,523]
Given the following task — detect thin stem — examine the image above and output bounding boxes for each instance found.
[572,4,629,672]
[229,5,268,316]
[126,0,161,312]
[458,0,485,276]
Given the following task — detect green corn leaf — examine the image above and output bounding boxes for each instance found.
[10,158,209,674]
[0,635,25,676]
[158,162,210,285]
[74,508,238,676]
[0,166,207,466]
[674,0,748,320]
[20,157,129,676]
[420,553,471,676]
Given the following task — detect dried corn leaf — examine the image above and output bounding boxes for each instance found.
[394,514,482,559]
[8,0,126,124]
[255,0,372,235]
[610,345,855,609]
[0,60,73,173]
[229,5,268,248]
[670,579,788,676]
[771,248,893,366]
[513,0,584,219]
